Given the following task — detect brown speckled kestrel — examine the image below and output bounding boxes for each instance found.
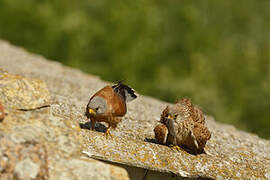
[85,82,137,137]
[154,98,211,153]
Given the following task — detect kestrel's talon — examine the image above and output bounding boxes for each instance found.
[169,144,181,151]
[104,128,113,138]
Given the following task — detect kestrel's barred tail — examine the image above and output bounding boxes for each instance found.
[112,81,137,102]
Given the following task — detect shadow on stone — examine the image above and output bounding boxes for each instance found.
[144,137,159,144]
[79,121,107,133]
[180,145,206,156]
[144,137,206,156]
[100,160,214,180]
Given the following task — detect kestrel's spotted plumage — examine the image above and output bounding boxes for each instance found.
[85,82,137,136]
[155,98,211,153]
[154,123,168,144]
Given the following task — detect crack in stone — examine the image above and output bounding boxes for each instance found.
[17,105,50,111]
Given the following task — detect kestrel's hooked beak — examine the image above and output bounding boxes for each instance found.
[167,115,174,120]
[88,108,96,115]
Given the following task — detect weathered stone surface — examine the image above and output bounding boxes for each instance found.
[14,158,40,180]
[0,138,48,180]
[0,44,130,180]
[49,157,129,180]
[0,69,51,110]
[0,40,270,179]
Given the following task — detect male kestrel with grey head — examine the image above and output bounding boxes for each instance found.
[85,81,137,137]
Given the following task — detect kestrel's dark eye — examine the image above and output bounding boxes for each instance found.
[174,114,178,118]
[95,107,99,111]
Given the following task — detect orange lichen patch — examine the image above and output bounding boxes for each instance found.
[0,71,21,80]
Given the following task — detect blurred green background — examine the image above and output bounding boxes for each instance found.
[0,0,269,138]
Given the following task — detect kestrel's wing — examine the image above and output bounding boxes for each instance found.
[160,106,169,124]
[174,117,199,148]
[111,91,127,116]
[176,98,205,125]
[190,106,205,125]
[193,123,211,149]
[94,86,127,117]
[154,124,168,144]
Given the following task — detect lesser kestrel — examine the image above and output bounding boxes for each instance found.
[85,82,137,137]
[155,98,211,153]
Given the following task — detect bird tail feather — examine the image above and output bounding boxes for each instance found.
[112,81,137,102]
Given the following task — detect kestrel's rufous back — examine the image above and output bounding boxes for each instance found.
[85,82,137,137]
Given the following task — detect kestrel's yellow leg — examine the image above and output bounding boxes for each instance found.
[104,126,113,138]
[169,144,181,151]
[91,120,96,130]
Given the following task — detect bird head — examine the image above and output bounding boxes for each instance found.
[86,96,107,117]
[166,107,179,120]
[160,105,179,125]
